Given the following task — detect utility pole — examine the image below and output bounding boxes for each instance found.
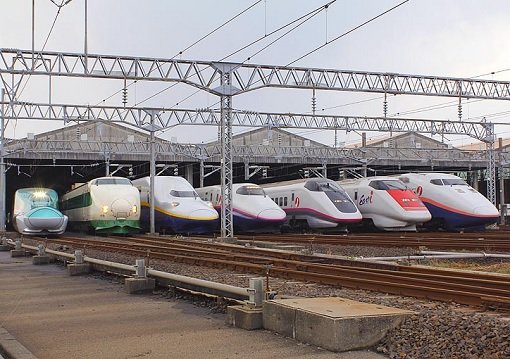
[0,89,6,234]
[149,111,156,235]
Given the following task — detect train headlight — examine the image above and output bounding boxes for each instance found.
[170,201,180,207]
[33,191,47,198]
[132,205,138,214]
[102,205,109,214]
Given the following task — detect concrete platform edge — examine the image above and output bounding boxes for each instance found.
[0,326,38,359]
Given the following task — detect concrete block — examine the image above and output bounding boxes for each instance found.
[226,305,263,330]
[125,277,155,294]
[32,255,50,265]
[0,245,11,251]
[263,297,414,353]
[10,249,26,257]
[67,263,91,276]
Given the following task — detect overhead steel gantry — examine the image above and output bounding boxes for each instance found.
[1,48,510,236]
[0,101,495,142]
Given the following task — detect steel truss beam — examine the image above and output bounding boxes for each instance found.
[5,138,489,166]
[1,49,510,99]
[0,101,493,142]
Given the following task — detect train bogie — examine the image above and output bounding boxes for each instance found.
[398,173,499,231]
[132,176,218,234]
[12,188,68,235]
[61,177,140,234]
[262,178,362,231]
[196,183,286,233]
[340,177,431,231]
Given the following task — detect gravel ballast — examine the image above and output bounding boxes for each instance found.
[18,236,510,359]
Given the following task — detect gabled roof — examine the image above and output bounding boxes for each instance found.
[205,126,329,148]
[346,131,450,149]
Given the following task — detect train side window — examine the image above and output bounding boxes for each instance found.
[291,193,295,201]
[430,179,443,186]
[284,197,288,206]
[354,191,358,200]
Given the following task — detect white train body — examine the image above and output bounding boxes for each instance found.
[132,176,218,234]
[397,173,499,231]
[339,177,431,231]
[60,177,140,234]
[262,178,362,230]
[196,183,286,233]
[12,188,68,235]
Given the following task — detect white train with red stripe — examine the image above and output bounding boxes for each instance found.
[261,178,362,230]
[196,183,286,233]
[339,177,431,231]
[397,173,499,231]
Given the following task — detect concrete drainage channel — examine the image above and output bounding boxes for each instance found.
[0,237,413,354]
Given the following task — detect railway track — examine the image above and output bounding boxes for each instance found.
[234,232,510,252]
[28,234,510,312]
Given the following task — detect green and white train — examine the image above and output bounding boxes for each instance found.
[60,177,140,234]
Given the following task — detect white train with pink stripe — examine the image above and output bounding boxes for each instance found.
[339,176,431,231]
[397,173,499,231]
[261,178,362,230]
[196,183,286,233]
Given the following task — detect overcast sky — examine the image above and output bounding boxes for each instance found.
[1,0,510,147]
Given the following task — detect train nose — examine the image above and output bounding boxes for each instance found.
[257,209,286,221]
[190,209,219,220]
[26,208,65,230]
[111,199,132,218]
[473,205,499,216]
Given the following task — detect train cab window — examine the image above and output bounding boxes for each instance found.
[236,185,265,196]
[442,179,468,186]
[430,179,444,186]
[284,197,288,206]
[369,180,407,190]
[170,190,198,198]
[95,178,132,186]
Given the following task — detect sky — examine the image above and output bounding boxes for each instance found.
[1,0,510,147]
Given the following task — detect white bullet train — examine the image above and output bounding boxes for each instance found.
[60,177,140,234]
[397,173,499,231]
[12,188,68,235]
[261,178,362,230]
[196,183,286,233]
[132,176,219,234]
[339,177,431,231]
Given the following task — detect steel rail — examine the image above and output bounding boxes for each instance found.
[27,235,510,310]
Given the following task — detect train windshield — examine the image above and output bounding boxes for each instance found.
[28,191,58,209]
[95,178,133,186]
[305,180,358,212]
[430,178,468,186]
[170,190,198,198]
[236,185,266,196]
[369,180,407,190]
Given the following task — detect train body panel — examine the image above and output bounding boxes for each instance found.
[132,176,218,234]
[196,183,286,233]
[339,177,431,231]
[261,178,362,230]
[12,188,68,235]
[61,177,140,234]
[397,173,499,231]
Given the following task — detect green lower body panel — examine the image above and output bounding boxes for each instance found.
[90,219,140,234]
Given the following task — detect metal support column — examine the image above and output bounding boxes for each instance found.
[149,111,156,235]
[213,63,240,239]
[485,122,496,205]
[184,163,193,186]
[499,138,505,224]
[199,159,204,188]
[0,89,6,234]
